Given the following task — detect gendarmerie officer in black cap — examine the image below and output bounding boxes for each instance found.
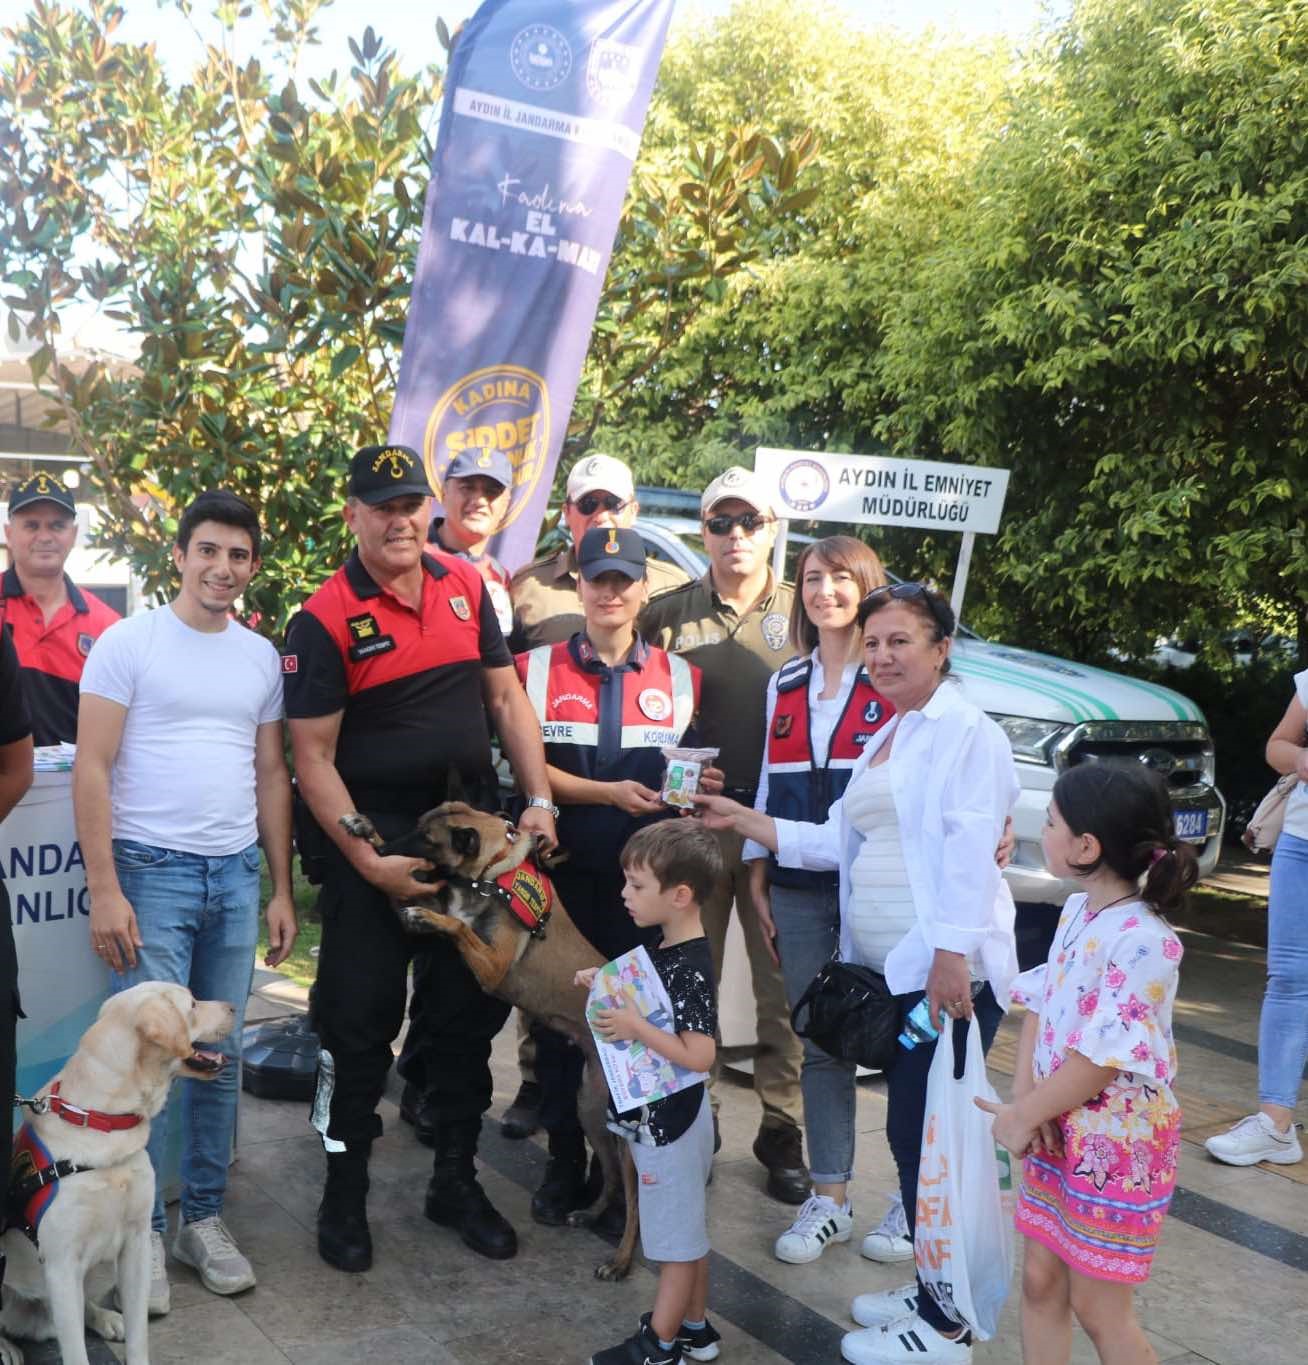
[3,469,119,744]
[283,443,557,1272]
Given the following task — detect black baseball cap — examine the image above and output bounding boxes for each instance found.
[577,526,647,581]
[8,469,76,517]
[347,444,434,504]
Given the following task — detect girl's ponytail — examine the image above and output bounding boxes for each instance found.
[1140,839,1199,919]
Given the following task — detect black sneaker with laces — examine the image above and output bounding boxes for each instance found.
[640,1311,721,1362]
[589,1320,682,1365]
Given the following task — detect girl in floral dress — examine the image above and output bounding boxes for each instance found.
[977,765,1196,1364]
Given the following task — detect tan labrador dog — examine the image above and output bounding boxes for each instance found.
[341,802,642,1280]
[0,981,235,1365]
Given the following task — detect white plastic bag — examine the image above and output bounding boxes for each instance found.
[914,1016,1015,1341]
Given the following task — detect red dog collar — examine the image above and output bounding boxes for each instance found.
[47,1081,144,1132]
[492,863,553,937]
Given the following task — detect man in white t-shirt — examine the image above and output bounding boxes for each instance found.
[73,490,297,1317]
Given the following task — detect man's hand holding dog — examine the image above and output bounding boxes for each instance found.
[89,887,143,973]
[517,802,558,854]
[361,850,444,902]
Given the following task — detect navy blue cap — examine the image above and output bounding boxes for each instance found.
[347,444,433,504]
[8,469,75,516]
[446,447,513,490]
[577,526,646,580]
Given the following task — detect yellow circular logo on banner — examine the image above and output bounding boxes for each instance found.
[423,364,551,529]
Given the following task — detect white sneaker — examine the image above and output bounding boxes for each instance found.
[773,1193,854,1264]
[1205,1113,1304,1166]
[148,1230,170,1316]
[172,1215,257,1295]
[861,1192,914,1263]
[851,1283,920,1329]
[841,1314,972,1363]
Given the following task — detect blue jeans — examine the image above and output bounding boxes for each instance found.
[769,881,855,1183]
[110,839,260,1231]
[1261,832,1308,1109]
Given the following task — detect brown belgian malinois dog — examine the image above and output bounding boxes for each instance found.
[339,801,640,1281]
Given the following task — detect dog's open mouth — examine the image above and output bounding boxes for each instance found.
[182,1049,225,1076]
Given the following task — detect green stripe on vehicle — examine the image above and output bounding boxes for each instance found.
[955,651,1118,720]
[952,657,1100,722]
[1071,662,1199,721]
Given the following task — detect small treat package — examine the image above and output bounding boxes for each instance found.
[660,746,719,810]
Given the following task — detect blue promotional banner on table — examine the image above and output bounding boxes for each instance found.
[388,0,674,570]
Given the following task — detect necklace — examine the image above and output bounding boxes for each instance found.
[1061,891,1137,951]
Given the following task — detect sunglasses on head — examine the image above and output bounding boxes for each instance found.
[572,492,628,516]
[703,510,774,536]
[860,581,953,634]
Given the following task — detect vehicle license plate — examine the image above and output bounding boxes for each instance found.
[1174,809,1209,843]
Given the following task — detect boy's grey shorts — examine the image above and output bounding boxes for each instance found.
[629,1092,714,1263]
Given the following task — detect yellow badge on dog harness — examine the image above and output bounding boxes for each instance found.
[493,864,553,936]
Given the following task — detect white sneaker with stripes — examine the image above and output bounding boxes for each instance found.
[860,1192,914,1263]
[841,1314,972,1363]
[851,1283,919,1328]
[773,1193,854,1264]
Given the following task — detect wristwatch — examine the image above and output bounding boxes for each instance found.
[524,795,560,819]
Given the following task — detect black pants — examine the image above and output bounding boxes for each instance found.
[532,860,646,1140]
[886,984,1003,1337]
[310,813,510,1147]
[0,893,18,1273]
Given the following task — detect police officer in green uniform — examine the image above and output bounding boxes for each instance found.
[639,466,808,1204]
[510,453,687,652]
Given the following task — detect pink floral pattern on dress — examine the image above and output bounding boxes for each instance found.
[1009,894,1184,1285]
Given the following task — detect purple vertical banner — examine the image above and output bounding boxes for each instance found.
[388,0,674,570]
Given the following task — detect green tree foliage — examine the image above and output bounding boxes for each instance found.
[0,0,817,634]
[876,0,1308,659]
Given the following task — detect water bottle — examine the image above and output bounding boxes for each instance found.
[898,997,941,1051]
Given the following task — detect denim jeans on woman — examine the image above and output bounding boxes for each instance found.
[110,838,260,1232]
[769,881,856,1183]
[1261,832,1308,1109]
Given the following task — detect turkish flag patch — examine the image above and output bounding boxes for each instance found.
[281,655,298,674]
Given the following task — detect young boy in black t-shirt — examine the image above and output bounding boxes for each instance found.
[577,820,723,1365]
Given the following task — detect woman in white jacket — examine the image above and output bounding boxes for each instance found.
[698,582,1019,1365]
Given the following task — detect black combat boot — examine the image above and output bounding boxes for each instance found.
[425,1118,518,1260]
[317,1144,372,1272]
[530,1128,591,1226]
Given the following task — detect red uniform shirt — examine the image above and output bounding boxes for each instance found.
[1,568,120,745]
[283,550,511,813]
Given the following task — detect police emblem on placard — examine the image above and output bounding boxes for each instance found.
[76,632,94,657]
[638,689,671,722]
[863,699,882,725]
[450,595,471,621]
[761,612,788,651]
[774,713,793,739]
[586,37,639,107]
[347,613,379,641]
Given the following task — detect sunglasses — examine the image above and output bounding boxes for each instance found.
[703,511,774,537]
[572,492,629,516]
[860,581,954,634]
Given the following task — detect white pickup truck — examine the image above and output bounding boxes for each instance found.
[635,514,1225,903]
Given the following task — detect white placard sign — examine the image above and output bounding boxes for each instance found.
[755,447,1011,535]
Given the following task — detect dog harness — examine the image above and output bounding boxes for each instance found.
[449,861,555,939]
[6,1124,91,1246]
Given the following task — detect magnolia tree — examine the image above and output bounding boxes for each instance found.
[0,0,817,633]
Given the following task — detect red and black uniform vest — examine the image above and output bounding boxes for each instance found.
[515,633,700,866]
[764,655,895,888]
[283,550,512,815]
[1,568,120,745]
[427,518,514,637]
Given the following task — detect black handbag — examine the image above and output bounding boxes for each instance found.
[790,958,900,1072]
